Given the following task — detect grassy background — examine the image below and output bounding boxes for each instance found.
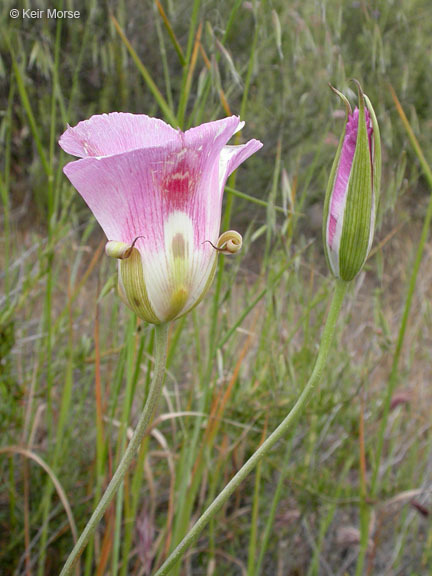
[1,0,432,574]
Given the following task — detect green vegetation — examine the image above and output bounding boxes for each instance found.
[1,0,432,574]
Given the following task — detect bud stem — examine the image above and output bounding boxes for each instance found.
[60,323,170,576]
[154,279,349,576]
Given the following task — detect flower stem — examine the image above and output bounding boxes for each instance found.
[60,322,169,576]
[154,279,348,576]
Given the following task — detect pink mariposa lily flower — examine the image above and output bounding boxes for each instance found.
[60,114,262,323]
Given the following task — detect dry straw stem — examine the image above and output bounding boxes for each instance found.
[59,323,169,576]
[0,446,79,575]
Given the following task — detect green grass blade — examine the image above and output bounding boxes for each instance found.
[110,14,178,127]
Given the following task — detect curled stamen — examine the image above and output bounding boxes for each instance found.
[105,236,145,260]
[202,230,242,255]
[217,230,242,254]
[202,240,224,252]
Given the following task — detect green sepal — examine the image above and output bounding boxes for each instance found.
[118,247,160,324]
[339,82,373,281]
[364,93,381,216]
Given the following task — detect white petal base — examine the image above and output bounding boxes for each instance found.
[141,211,217,322]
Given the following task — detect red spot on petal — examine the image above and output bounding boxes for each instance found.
[161,149,200,211]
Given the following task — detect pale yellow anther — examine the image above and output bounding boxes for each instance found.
[105,241,133,259]
[216,230,242,255]
[105,237,144,260]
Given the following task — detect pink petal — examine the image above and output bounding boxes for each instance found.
[59,112,178,158]
[157,116,248,244]
[62,115,262,252]
[218,140,263,190]
[184,116,241,157]
[184,118,262,242]
[327,107,372,250]
[63,144,181,245]
[63,134,224,252]
[328,110,358,248]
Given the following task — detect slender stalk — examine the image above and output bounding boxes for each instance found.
[37,12,63,573]
[247,425,265,576]
[255,439,293,575]
[154,280,348,576]
[1,78,14,306]
[119,330,155,576]
[60,323,169,576]
[110,15,177,127]
[176,0,201,127]
[153,1,175,112]
[221,1,259,230]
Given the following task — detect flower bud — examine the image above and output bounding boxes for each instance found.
[323,82,381,281]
